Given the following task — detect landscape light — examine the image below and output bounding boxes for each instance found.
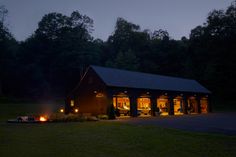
[74,109,79,113]
[60,109,64,113]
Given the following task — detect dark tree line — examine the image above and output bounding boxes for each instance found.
[0,3,236,103]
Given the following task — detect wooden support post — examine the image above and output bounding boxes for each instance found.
[106,92,116,119]
[151,97,157,116]
[207,96,212,113]
[168,96,174,115]
[182,96,188,114]
[196,96,201,114]
[130,96,138,117]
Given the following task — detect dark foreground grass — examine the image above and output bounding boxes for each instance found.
[0,102,236,157]
[1,122,236,157]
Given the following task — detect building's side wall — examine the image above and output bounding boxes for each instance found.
[67,68,109,115]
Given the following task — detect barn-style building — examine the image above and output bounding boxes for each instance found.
[65,65,211,117]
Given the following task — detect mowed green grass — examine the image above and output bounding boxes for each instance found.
[0,102,236,157]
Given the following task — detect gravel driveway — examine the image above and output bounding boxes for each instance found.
[116,112,236,135]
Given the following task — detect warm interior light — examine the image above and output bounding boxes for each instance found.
[96,93,104,97]
[160,112,169,116]
[60,109,64,113]
[74,109,79,113]
[39,116,47,122]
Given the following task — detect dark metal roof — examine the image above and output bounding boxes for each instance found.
[91,65,211,94]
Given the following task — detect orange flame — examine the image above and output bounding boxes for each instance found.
[39,116,47,122]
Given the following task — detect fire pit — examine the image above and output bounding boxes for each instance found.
[8,115,48,123]
[39,116,47,122]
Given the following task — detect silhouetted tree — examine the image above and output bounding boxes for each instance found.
[106,49,139,70]
[18,11,99,98]
[1,2,236,107]
[189,2,236,99]
[0,6,18,97]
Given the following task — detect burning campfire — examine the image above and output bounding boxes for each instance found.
[8,106,66,123]
[39,116,47,122]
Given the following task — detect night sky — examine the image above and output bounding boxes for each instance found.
[0,0,233,41]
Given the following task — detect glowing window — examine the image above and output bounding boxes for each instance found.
[70,100,74,107]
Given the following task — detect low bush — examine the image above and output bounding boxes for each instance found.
[87,116,99,121]
[97,114,109,120]
[49,113,87,122]
[49,113,113,122]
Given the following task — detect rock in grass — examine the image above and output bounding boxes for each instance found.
[87,116,99,121]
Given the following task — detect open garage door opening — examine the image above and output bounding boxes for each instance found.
[137,98,151,116]
[200,97,208,113]
[174,96,184,115]
[113,94,130,117]
[157,96,169,116]
[188,97,198,114]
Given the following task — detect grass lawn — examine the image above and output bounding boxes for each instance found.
[0,102,236,157]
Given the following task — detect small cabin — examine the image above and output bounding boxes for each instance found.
[65,65,211,118]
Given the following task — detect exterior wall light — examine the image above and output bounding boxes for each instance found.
[96,93,104,97]
[60,108,64,113]
[70,100,74,107]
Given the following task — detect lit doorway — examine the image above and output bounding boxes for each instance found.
[174,96,183,115]
[157,96,169,116]
[188,97,198,114]
[200,97,208,113]
[137,98,151,116]
[113,96,130,116]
